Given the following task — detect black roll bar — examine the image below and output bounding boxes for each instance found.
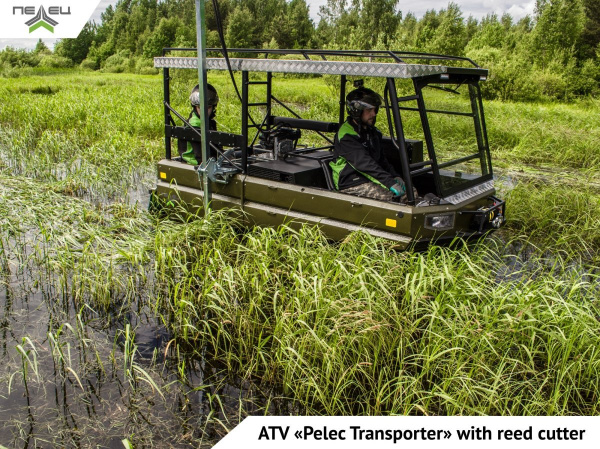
[385,78,416,205]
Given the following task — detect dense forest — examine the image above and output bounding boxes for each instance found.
[1,0,599,101]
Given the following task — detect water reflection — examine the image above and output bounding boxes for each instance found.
[0,254,293,447]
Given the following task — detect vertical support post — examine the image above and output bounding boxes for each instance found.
[266,72,272,128]
[195,0,211,211]
[469,83,489,176]
[413,79,442,197]
[386,78,415,204]
[476,83,493,177]
[242,70,249,172]
[339,74,346,125]
[164,67,171,159]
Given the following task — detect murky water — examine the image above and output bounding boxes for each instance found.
[0,268,299,447]
[2,171,598,447]
[0,195,296,448]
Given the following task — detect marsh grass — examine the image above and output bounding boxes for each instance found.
[505,181,600,261]
[486,100,600,170]
[1,70,600,445]
[151,215,600,415]
[0,174,283,446]
[5,165,599,422]
[0,73,163,199]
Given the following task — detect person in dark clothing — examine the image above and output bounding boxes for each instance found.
[180,83,219,165]
[330,87,414,202]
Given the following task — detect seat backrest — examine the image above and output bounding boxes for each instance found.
[177,138,187,158]
[318,156,336,191]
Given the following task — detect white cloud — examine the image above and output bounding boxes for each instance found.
[506,0,536,20]
[90,0,117,24]
[0,38,57,51]
[2,0,536,50]
[306,0,536,21]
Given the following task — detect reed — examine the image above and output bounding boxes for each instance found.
[505,181,600,260]
[152,217,600,415]
[1,70,599,446]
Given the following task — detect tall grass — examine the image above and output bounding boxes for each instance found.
[487,99,600,170]
[1,70,600,445]
[5,166,598,417]
[0,173,153,312]
[505,181,600,260]
[3,72,598,183]
[0,174,233,446]
[0,73,163,198]
[152,215,600,415]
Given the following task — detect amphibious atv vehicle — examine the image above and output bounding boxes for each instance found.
[152,48,505,249]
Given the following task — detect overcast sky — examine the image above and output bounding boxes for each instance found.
[309,0,536,22]
[1,0,536,51]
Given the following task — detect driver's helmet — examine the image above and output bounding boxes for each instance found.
[346,87,382,120]
[189,83,219,108]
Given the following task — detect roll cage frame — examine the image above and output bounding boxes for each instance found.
[156,48,493,204]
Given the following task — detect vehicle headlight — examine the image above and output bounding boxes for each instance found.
[424,213,455,231]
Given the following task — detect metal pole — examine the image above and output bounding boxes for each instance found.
[386,78,415,204]
[164,67,171,159]
[266,72,272,128]
[242,71,249,172]
[339,75,346,125]
[195,0,211,212]
[413,79,442,197]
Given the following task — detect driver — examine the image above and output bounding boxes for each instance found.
[180,83,219,165]
[330,87,415,202]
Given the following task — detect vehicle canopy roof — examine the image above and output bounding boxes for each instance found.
[154,48,488,79]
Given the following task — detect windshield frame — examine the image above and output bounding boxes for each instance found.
[410,74,494,198]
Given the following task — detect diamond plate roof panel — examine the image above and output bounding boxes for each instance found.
[154,57,451,78]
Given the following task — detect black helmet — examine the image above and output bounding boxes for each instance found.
[346,87,382,120]
[190,83,219,107]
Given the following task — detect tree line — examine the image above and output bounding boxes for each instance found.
[1,0,599,101]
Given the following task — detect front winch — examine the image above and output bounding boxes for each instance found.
[459,196,506,232]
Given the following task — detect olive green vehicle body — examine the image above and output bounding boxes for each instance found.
[155,159,499,250]
[152,49,505,248]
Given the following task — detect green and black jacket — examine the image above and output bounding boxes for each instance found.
[180,110,218,165]
[330,118,401,191]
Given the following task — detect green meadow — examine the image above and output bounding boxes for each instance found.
[1,70,599,446]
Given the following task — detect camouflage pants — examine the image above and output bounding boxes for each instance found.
[342,182,395,202]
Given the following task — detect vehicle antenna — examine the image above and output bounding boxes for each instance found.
[211,0,242,103]
[195,0,211,212]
